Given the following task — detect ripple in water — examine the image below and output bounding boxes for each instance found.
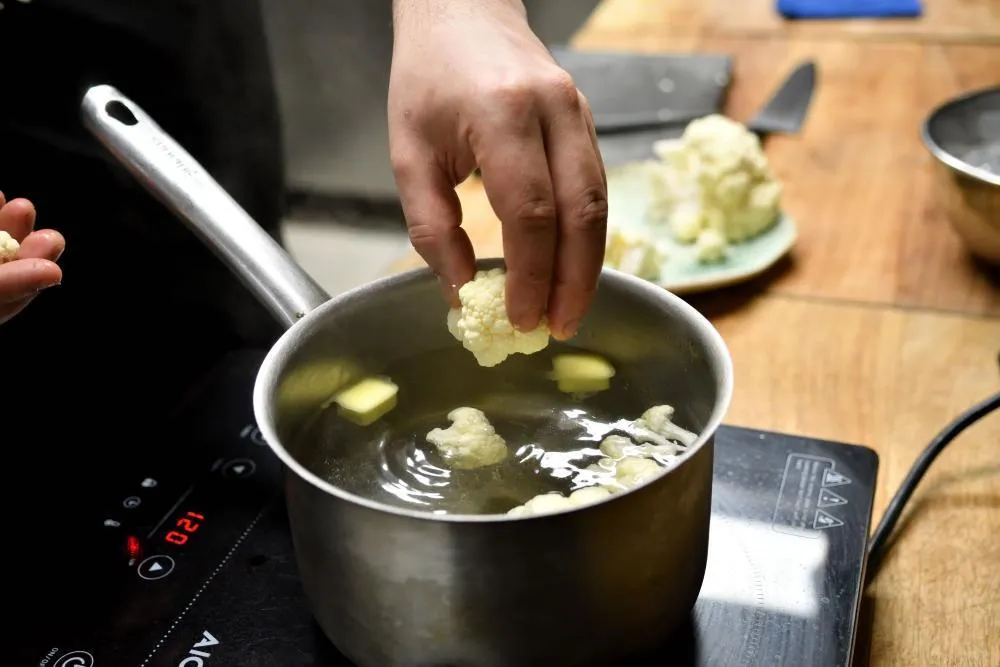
[295,346,678,515]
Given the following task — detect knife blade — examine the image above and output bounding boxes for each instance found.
[596,60,817,137]
[744,60,817,135]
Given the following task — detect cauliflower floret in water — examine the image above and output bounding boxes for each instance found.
[507,486,613,517]
[598,433,682,461]
[425,407,509,469]
[504,404,698,517]
[629,404,698,448]
[447,268,551,367]
[0,231,19,264]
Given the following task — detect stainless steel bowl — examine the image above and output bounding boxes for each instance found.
[921,85,1000,265]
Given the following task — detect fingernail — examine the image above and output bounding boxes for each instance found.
[512,313,541,333]
[438,275,460,307]
[555,319,580,341]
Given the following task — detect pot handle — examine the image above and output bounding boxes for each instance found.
[80,84,330,329]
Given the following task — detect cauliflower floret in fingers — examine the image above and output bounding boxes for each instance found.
[447,268,551,367]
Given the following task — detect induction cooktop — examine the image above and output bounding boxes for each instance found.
[11,350,878,667]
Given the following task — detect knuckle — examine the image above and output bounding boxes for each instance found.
[390,152,418,184]
[406,222,441,250]
[544,72,581,108]
[491,80,535,115]
[513,198,558,233]
[567,188,609,232]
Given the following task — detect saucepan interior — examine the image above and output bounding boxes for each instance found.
[253,258,733,521]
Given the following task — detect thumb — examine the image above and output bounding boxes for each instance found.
[391,142,476,304]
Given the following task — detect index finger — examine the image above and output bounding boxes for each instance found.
[544,94,608,340]
[391,140,475,305]
[476,119,557,332]
[0,197,38,242]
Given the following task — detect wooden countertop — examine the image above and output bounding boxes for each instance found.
[386,2,1000,665]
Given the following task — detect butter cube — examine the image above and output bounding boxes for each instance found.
[550,353,616,394]
[334,376,399,426]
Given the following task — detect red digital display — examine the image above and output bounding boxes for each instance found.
[165,511,205,546]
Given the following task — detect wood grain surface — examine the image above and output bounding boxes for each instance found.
[384,2,1000,665]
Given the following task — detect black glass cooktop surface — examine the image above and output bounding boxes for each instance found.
[12,350,878,667]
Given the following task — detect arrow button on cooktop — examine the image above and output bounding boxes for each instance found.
[222,458,257,479]
[137,554,176,581]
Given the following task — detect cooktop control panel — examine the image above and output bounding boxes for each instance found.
[17,351,281,667]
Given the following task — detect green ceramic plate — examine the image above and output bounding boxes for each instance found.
[606,162,798,294]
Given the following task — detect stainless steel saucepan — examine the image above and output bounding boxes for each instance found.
[82,84,733,667]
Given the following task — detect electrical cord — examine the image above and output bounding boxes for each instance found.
[866,388,1000,576]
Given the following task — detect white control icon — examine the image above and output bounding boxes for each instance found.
[53,650,95,667]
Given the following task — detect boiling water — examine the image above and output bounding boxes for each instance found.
[298,345,678,515]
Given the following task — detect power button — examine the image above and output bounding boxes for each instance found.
[52,650,95,667]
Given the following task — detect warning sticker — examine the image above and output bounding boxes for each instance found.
[773,454,850,538]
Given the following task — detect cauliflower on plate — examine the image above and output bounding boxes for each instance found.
[649,114,782,262]
[604,227,665,281]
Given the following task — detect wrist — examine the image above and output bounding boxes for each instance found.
[392,0,527,29]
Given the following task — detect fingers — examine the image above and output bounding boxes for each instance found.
[0,197,38,242]
[18,229,66,262]
[392,140,476,306]
[0,258,62,304]
[542,88,608,340]
[476,115,558,332]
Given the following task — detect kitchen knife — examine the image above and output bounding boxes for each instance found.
[596,60,818,137]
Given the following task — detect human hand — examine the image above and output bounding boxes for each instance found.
[0,193,64,326]
[388,0,608,340]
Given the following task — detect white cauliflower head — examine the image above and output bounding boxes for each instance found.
[425,407,508,469]
[664,114,782,244]
[0,231,20,264]
[447,268,551,367]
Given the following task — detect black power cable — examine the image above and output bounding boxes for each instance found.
[866,389,1000,577]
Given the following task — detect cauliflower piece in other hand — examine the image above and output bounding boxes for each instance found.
[447,268,551,367]
[0,231,19,264]
[426,407,509,469]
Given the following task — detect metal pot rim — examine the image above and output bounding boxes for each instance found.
[920,84,1000,188]
[252,263,735,524]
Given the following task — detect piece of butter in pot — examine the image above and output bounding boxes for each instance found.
[333,376,399,426]
[549,353,616,394]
